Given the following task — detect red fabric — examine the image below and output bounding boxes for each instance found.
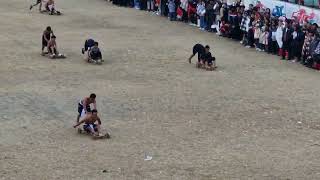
[314,63,320,70]
[187,4,196,18]
[278,48,283,56]
[177,7,183,17]
[155,0,160,6]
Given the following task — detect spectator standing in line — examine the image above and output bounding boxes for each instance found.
[281,20,294,60]
[197,0,206,30]
[147,0,154,11]
[291,24,305,61]
[276,18,284,56]
[268,22,278,54]
[168,0,176,21]
[206,1,215,32]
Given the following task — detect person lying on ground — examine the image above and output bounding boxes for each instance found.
[73,109,101,136]
[77,93,97,122]
[42,26,54,55]
[188,43,205,64]
[29,0,42,11]
[82,38,95,54]
[88,42,103,63]
[200,45,217,70]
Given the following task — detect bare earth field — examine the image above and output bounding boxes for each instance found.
[1,0,320,179]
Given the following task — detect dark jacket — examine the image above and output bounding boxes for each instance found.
[282,27,293,43]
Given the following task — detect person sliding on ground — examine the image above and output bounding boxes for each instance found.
[45,0,58,15]
[73,109,102,137]
[77,94,97,122]
[47,35,59,57]
[200,45,217,70]
[188,43,205,66]
[29,0,42,11]
[88,42,103,63]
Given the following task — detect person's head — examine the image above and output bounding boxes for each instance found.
[285,20,291,28]
[46,26,52,32]
[278,19,284,27]
[51,35,56,40]
[308,29,315,37]
[91,109,98,117]
[266,8,270,14]
[94,42,99,47]
[89,93,96,101]
[250,13,255,19]
[205,45,210,53]
[311,23,319,30]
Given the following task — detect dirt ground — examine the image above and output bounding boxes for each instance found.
[1,0,320,179]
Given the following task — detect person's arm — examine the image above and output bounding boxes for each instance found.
[88,49,92,59]
[82,98,88,113]
[43,31,49,42]
[97,117,102,125]
[98,49,102,59]
[93,100,97,109]
[73,118,87,128]
[47,40,51,50]
[54,41,57,50]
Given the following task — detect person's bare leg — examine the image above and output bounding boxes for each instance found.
[89,126,97,136]
[76,114,80,123]
[96,124,101,134]
[39,1,42,12]
[41,45,45,55]
[213,61,217,69]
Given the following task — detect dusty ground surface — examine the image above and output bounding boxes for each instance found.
[1,0,320,179]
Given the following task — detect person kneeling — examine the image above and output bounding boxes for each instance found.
[82,38,95,55]
[73,109,101,136]
[88,42,103,64]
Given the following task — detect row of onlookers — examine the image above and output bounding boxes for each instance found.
[111,0,320,70]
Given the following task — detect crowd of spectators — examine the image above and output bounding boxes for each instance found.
[110,0,320,70]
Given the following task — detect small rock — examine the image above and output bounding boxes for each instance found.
[144,155,152,161]
[102,170,107,173]
[297,121,302,124]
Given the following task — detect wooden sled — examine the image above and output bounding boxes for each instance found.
[195,63,217,71]
[43,52,66,59]
[50,53,66,59]
[77,128,110,139]
[40,10,62,16]
[88,59,103,65]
